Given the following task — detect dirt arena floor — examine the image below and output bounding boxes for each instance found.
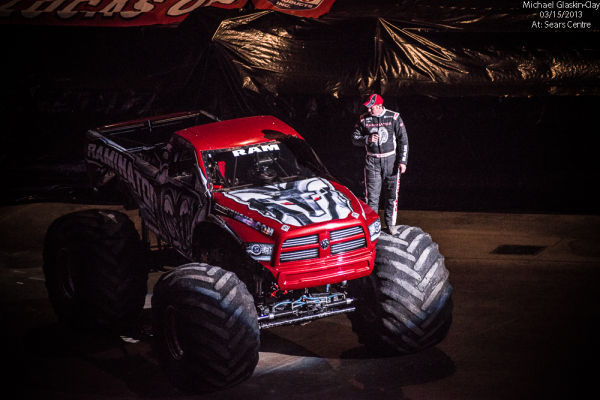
[2,203,599,399]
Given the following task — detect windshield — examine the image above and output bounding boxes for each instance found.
[201,138,331,190]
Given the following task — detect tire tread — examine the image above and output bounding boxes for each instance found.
[349,228,453,354]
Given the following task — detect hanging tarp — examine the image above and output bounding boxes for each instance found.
[210,6,600,99]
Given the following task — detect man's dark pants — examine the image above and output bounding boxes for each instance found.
[364,155,400,228]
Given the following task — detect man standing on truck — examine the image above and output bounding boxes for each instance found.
[351,94,409,234]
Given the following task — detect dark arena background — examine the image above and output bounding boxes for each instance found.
[1,2,600,400]
[2,0,599,214]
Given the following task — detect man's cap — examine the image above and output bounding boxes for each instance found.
[363,94,383,108]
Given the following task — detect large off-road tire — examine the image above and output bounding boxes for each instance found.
[42,209,147,329]
[348,226,453,354]
[152,263,260,392]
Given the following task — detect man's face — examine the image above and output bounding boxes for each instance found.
[368,104,384,116]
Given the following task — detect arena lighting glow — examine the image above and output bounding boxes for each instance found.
[253,352,326,377]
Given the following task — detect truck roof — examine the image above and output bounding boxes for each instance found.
[175,115,304,152]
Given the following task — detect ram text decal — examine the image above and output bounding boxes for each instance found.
[232,143,279,157]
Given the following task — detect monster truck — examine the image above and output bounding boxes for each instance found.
[42,110,453,392]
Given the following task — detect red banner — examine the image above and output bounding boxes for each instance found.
[0,0,336,26]
[251,0,335,18]
[0,0,248,26]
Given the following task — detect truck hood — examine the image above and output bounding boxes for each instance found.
[221,177,354,227]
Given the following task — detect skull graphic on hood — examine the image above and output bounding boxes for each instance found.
[223,177,353,226]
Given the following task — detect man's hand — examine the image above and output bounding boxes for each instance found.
[399,163,407,174]
[369,133,379,143]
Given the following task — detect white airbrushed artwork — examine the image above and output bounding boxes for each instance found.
[223,177,353,226]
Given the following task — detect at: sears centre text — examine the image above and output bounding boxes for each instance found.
[545,20,592,27]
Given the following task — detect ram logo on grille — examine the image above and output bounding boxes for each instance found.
[320,239,329,249]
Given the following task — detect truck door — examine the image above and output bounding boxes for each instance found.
[156,137,208,256]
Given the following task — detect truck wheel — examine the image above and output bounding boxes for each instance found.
[348,226,453,354]
[43,209,147,329]
[152,263,260,392]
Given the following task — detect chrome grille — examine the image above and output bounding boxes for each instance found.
[279,225,366,263]
[331,237,367,254]
[282,235,319,248]
[280,248,319,262]
[330,226,363,241]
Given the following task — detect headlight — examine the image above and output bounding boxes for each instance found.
[245,243,273,261]
[368,220,381,242]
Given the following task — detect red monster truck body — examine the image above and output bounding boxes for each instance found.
[44,110,451,392]
[178,116,380,290]
[86,111,380,298]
